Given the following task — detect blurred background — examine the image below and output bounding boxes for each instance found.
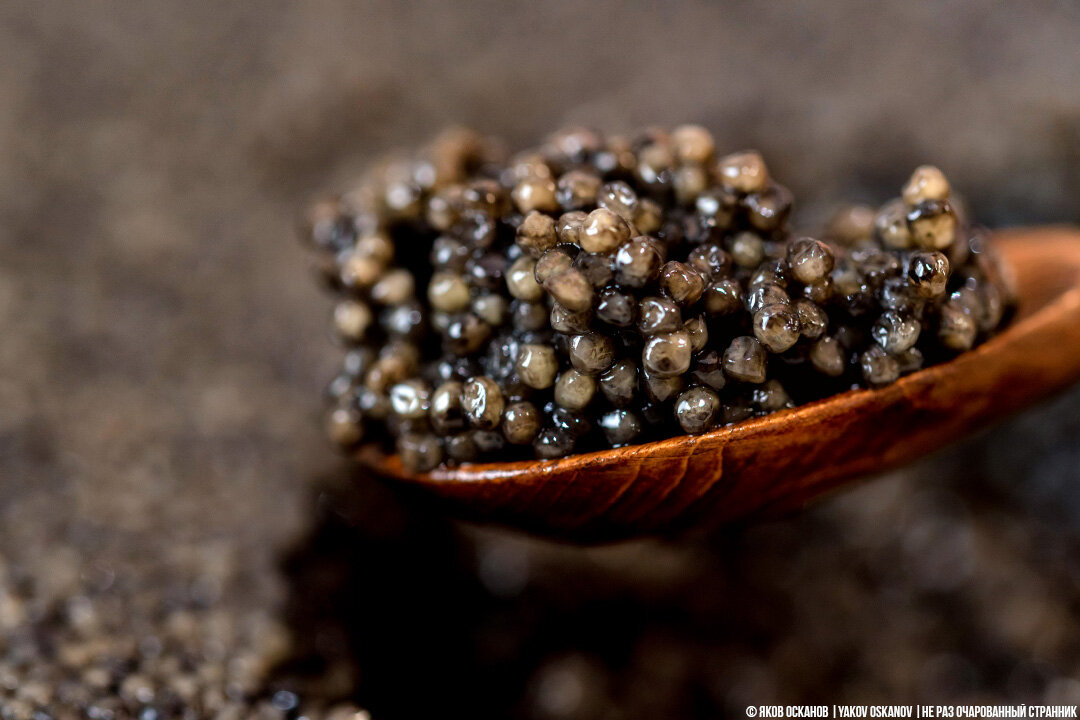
[2,1,1080,718]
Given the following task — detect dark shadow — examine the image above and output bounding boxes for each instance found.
[271,464,811,719]
[274,468,517,717]
[272,465,753,719]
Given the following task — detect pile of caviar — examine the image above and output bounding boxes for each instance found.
[302,127,1014,471]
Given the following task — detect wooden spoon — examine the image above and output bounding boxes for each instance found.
[358,227,1080,541]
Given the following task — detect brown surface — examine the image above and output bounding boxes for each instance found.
[3,2,1080,718]
[362,228,1080,540]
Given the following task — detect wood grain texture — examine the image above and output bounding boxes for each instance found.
[358,227,1080,541]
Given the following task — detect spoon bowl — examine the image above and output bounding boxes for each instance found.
[358,227,1080,541]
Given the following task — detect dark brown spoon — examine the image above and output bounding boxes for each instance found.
[358,227,1080,541]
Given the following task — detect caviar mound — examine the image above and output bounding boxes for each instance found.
[303,127,1015,471]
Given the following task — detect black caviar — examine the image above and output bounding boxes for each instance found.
[301,126,1015,471]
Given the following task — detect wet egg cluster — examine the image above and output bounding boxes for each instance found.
[301,127,1014,471]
